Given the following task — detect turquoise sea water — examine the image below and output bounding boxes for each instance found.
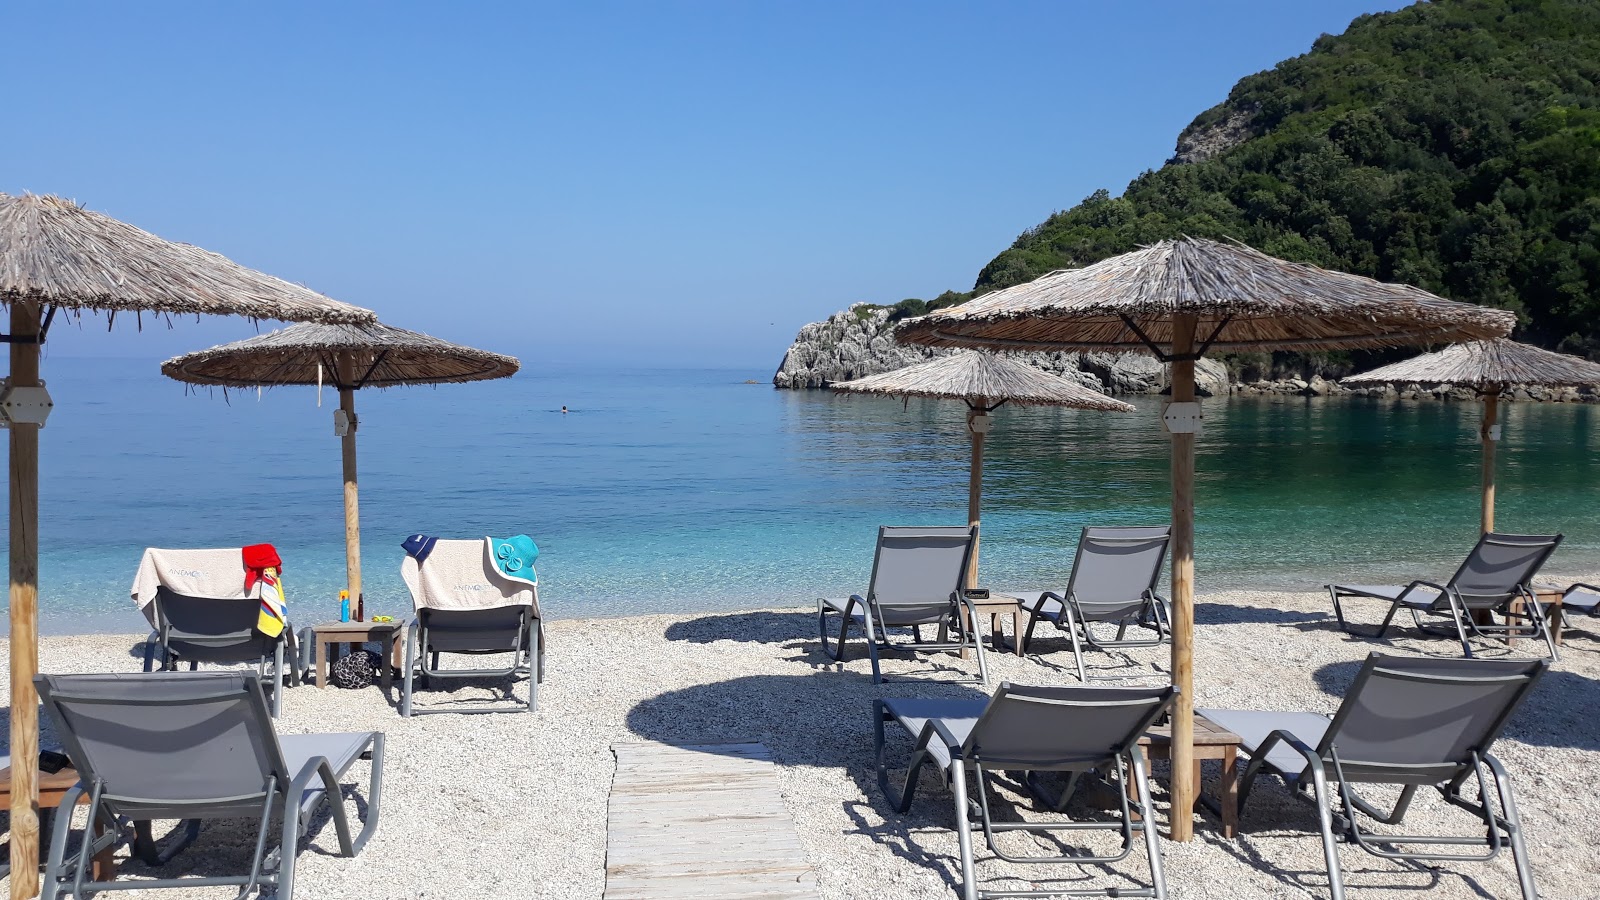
[3,357,1598,634]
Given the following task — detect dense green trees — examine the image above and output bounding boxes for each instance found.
[893,0,1600,372]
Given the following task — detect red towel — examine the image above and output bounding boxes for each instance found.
[242,543,283,592]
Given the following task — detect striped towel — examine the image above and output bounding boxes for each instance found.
[256,566,288,638]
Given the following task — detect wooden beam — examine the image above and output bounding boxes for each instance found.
[1480,390,1499,535]
[966,406,985,588]
[338,354,363,619]
[1167,314,1197,842]
[9,300,42,898]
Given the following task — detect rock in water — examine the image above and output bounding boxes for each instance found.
[773,305,1231,395]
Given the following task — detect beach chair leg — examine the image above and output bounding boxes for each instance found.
[1308,766,1347,900]
[401,620,419,717]
[1065,605,1089,682]
[271,643,285,718]
[866,631,884,684]
[949,761,980,900]
[1446,601,1476,658]
[141,631,160,673]
[1329,586,1350,632]
[38,786,84,900]
[1480,755,1538,900]
[1130,750,1167,900]
[526,629,540,713]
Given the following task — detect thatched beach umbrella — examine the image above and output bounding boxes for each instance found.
[1342,338,1600,534]
[896,237,1514,840]
[832,351,1132,586]
[0,192,374,894]
[162,321,519,616]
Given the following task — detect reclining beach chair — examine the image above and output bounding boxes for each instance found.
[1550,581,1600,636]
[132,548,300,717]
[34,671,383,900]
[818,525,985,684]
[1012,525,1171,680]
[875,683,1176,900]
[400,537,544,716]
[1328,532,1562,660]
[1199,653,1546,900]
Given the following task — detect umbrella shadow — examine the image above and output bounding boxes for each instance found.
[663,610,819,646]
[624,675,1174,897]
[1310,659,1600,751]
[1193,602,1334,631]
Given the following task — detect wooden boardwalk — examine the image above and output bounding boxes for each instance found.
[604,741,821,900]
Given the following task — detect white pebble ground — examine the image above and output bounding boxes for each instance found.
[4,583,1599,899]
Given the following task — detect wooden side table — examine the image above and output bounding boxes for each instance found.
[1133,714,1240,839]
[312,621,404,690]
[0,764,115,880]
[959,594,1026,658]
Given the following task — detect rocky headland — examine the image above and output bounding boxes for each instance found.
[773,304,1600,403]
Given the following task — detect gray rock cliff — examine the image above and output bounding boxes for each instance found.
[773,305,1228,395]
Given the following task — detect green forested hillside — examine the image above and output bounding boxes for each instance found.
[900,0,1600,371]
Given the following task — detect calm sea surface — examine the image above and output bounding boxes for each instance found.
[4,358,1598,634]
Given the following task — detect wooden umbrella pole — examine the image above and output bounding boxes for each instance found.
[1480,389,1500,535]
[337,354,362,619]
[966,405,986,588]
[1168,314,1198,843]
[9,301,42,899]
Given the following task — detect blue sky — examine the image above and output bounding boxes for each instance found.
[5,1,1409,370]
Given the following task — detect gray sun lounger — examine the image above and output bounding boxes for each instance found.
[34,671,384,900]
[819,525,986,685]
[402,604,541,716]
[875,683,1176,900]
[1013,525,1171,680]
[1550,581,1600,636]
[1200,653,1547,900]
[142,586,300,717]
[1328,532,1562,660]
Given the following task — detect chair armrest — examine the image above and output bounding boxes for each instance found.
[1398,579,1451,607]
[1253,727,1324,780]
[915,718,965,761]
[1566,582,1600,598]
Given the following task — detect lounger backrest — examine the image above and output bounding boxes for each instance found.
[1066,525,1171,613]
[35,672,286,820]
[155,587,280,662]
[419,605,532,653]
[964,683,1176,770]
[867,526,975,616]
[1442,532,1562,610]
[1320,654,1546,785]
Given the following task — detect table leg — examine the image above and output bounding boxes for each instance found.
[1126,750,1144,823]
[378,634,394,691]
[91,818,113,881]
[1548,597,1565,648]
[316,637,329,689]
[1010,612,1023,657]
[1220,747,1238,838]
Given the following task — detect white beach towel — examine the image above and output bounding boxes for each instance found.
[131,548,259,627]
[401,537,541,616]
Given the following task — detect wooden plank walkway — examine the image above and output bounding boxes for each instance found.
[605,741,821,900]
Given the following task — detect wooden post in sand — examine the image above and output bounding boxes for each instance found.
[1167,314,1198,842]
[9,300,43,899]
[965,404,986,588]
[337,353,363,619]
[1480,388,1500,535]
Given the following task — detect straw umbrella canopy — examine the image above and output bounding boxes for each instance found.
[1343,339,1600,534]
[0,192,374,895]
[896,237,1514,840]
[833,351,1132,586]
[163,321,520,616]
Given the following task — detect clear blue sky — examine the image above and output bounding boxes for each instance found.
[4,1,1410,370]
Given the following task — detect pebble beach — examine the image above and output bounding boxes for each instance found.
[4,583,1599,900]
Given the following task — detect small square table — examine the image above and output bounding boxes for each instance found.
[966,594,1027,657]
[0,764,115,880]
[312,621,404,690]
[1134,714,1241,839]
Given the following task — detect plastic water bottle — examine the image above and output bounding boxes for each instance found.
[339,589,350,623]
